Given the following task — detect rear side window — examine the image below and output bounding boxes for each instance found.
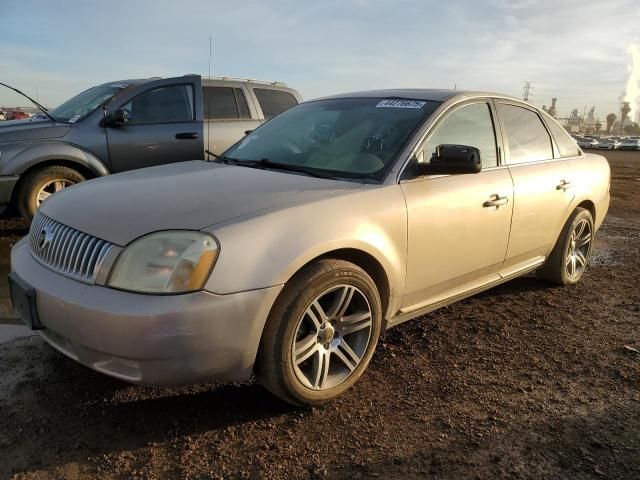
[254,88,298,119]
[498,104,553,164]
[543,115,581,157]
[422,102,498,168]
[122,84,194,124]
[203,87,251,120]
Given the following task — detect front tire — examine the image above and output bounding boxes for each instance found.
[16,166,85,220]
[537,207,594,285]
[257,259,382,406]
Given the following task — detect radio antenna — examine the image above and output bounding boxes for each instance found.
[206,36,213,159]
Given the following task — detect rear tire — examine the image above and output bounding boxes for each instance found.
[16,166,85,220]
[257,258,382,406]
[537,207,594,285]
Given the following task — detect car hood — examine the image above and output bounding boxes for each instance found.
[0,118,70,143]
[40,160,362,246]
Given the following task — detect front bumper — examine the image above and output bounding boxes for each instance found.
[594,191,610,231]
[10,239,283,386]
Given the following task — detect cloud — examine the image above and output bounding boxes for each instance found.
[0,0,638,119]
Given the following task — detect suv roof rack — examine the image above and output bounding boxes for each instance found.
[202,75,288,87]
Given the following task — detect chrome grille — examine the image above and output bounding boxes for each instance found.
[29,211,113,283]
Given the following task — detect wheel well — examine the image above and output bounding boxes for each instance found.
[314,248,391,317]
[577,200,596,223]
[10,160,98,205]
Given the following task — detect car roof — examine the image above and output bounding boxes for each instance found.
[311,88,524,104]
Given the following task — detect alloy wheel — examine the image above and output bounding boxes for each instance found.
[566,218,592,278]
[36,179,74,206]
[291,284,373,390]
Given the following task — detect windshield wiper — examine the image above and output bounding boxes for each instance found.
[255,159,338,179]
[206,150,335,179]
[205,149,242,163]
[0,81,57,123]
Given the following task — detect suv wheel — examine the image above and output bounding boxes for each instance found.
[258,258,382,406]
[537,207,594,285]
[17,166,85,220]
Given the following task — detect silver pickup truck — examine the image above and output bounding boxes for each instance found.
[0,75,302,218]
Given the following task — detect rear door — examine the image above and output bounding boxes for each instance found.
[203,84,261,155]
[495,101,575,276]
[105,76,203,172]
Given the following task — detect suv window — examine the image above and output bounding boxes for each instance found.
[543,114,581,158]
[254,88,298,119]
[422,102,498,168]
[121,84,194,124]
[204,87,251,120]
[498,104,553,164]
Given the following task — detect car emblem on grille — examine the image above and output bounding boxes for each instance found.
[38,225,54,251]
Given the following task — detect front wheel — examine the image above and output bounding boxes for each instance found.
[537,207,594,285]
[257,259,382,406]
[16,166,85,220]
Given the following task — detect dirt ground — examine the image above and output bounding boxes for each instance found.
[0,150,638,480]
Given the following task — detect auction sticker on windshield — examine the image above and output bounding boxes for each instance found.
[376,99,426,109]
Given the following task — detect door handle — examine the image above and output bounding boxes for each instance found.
[483,194,509,208]
[175,132,199,140]
[556,179,571,191]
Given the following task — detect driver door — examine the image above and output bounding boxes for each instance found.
[105,76,204,172]
[400,100,514,310]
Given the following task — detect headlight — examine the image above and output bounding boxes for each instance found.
[108,231,218,294]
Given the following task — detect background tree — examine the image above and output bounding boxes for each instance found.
[624,123,640,136]
[621,103,631,122]
[595,121,602,133]
[606,113,617,133]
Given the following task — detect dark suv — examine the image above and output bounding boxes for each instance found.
[0,75,301,219]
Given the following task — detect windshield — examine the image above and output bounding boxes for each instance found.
[223,97,440,180]
[50,83,129,123]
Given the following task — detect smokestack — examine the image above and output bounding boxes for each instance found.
[624,44,640,124]
[548,98,557,117]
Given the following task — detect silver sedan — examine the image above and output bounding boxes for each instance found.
[10,90,610,405]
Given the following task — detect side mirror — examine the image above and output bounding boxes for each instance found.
[244,129,254,135]
[416,144,482,175]
[103,109,129,127]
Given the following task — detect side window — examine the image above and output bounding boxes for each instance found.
[497,104,553,164]
[254,88,298,119]
[422,103,498,168]
[543,114,581,158]
[121,85,194,124]
[203,87,251,120]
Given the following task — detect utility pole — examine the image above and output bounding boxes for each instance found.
[522,81,533,101]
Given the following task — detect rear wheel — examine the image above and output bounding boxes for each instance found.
[537,207,594,285]
[16,166,85,220]
[257,258,382,406]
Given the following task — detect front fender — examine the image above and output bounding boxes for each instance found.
[0,141,109,177]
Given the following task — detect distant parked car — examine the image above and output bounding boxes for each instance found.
[0,75,302,219]
[10,89,610,406]
[619,138,640,150]
[577,137,599,149]
[597,138,621,150]
[0,111,5,121]
[6,111,29,121]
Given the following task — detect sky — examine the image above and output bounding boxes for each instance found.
[1,0,639,121]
